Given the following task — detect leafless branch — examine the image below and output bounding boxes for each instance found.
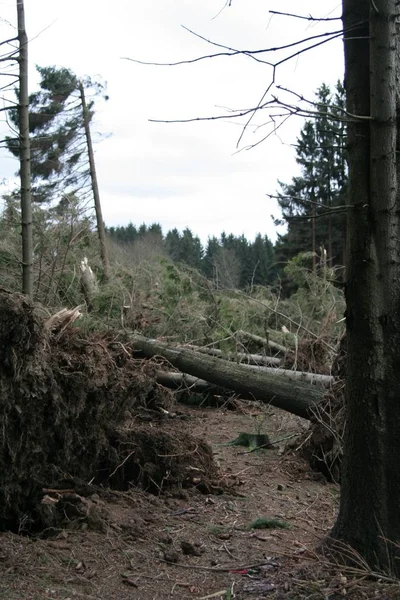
[211,0,232,21]
[269,10,342,22]
[123,26,345,69]
[0,37,18,47]
[266,193,336,210]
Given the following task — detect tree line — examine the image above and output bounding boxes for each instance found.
[107,223,275,289]
[107,80,348,291]
[3,63,348,295]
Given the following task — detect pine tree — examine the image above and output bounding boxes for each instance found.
[6,66,111,276]
[165,228,182,262]
[275,82,348,274]
[179,228,203,270]
[250,234,274,286]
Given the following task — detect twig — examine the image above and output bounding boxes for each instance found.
[158,559,270,572]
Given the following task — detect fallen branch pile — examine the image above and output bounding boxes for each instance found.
[130,335,330,420]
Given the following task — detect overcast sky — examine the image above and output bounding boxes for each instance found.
[0,1,343,244]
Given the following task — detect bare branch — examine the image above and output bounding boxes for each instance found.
[266,193,353,211]
[211,0,232,21]
[122,27,345,69]
[269,10,342,22]
[0,37,18,47]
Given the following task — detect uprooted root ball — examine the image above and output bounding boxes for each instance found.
[0,289,219,532]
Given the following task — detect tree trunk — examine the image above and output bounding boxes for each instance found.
[16,0,33,298]
[155,371,238,396]
[131,335,324,419]
[312,196,316,271]
[330,0,400,573]
[158,367,332,391]
[236,330,291,355]
[181,344,281,366]
[79,81,110,280]
[79,257,98,311]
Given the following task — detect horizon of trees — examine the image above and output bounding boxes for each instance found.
[106,222,277,289]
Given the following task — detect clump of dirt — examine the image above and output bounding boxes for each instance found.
[0,288,45,371]
[296,333,346,481]
[0,289,219,533]
[103,425,220,494]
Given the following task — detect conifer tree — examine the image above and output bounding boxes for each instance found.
[275,82,347,272]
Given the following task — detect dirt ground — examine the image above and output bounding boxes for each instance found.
[0,402,398,600]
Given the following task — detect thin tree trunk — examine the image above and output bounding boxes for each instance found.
[79,81,110,280]
[181,344,281,366]
[130,335,324,419]
[236,330,291,354]
[311,194,316,271]
[16,0,33,297]
[330,0,400,573]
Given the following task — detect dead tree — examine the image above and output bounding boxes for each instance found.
[131,335,324,419]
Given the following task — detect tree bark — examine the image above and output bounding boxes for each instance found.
[16,0,33,298]
[79,81,110,280]
[131,335,324,419]
[330,0,400,573]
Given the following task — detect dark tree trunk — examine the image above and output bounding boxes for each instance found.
[79,81,110,280]
[16,0,33,297]
[330,0,400,572]
[130,335,324,419]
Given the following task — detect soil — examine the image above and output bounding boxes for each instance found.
[1,401,398,600]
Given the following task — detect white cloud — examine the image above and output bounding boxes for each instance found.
[0,0,344,244]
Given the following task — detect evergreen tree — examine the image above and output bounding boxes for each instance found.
[6,66,100,204]
[202,236,221,280]
[165,228,182,262]
[179,228,203,269]
[250,234,274,286]
[275,81,347,273]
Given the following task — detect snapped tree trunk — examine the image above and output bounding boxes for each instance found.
[16,0,33,298]
[131,335,324,419]
[330,0,400,573]
[79,81,110,280]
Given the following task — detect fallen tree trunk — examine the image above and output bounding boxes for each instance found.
[240,365,333,387]
[157,368,332,392]
[181,344,281,366]
[131,335,324,419]
[236,329,291,355]
[156,371,225,393]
